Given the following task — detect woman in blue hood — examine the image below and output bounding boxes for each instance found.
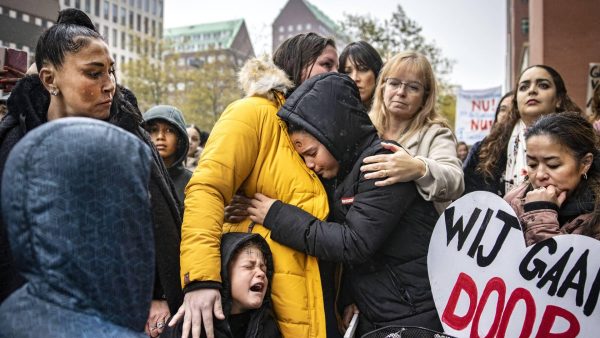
[0,118,155,337]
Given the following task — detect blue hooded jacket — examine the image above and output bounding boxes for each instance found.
[0,117,155,337]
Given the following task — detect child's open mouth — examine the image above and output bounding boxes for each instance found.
[250,282,264,292]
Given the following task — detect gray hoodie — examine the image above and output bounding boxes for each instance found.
[143,105,192,203]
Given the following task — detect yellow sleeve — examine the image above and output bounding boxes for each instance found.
[180,98,264,286]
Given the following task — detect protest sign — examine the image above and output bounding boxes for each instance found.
[455,87,502,145]
[428,191,600,337]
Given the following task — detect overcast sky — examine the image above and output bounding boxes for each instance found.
[164,0,507,91]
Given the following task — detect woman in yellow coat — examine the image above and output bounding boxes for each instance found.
[170,33,339,338]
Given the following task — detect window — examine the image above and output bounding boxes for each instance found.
[151,0,156,15]
[279,35,284,41]
[521,18,529,34]
[121,32,126,49]
[0,7,3,15]
[112,29,117,47]
[103,26,109,41]
[278,26,284,33]
[144,0,149,12]
[151,20,155,36]
[144,17,148,34]
[306,23,311,30]
[64,0,71,6]
[157,0,162,17]
[9,10,17,19]
[120,6,126,25]
[22,14,30,23]
[85,0,91,12]
[94,0,100,16]
[35,17,42,26]
[75,0,81,9]
[103,0,109,20]
[47,21,53,28]
[137,14,141,31]
[94,22,99,31]
[287,25,293,32]
[120,55,125,67]
[129,11,134,29]
[112,4,118,23]
[296,24,302,31]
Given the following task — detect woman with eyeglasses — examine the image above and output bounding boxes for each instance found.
[360,51,464,214]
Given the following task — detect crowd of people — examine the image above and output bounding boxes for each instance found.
[0,8,599,338]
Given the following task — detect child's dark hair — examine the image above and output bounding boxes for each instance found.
[338,41,383,79]
[285,120,307,134]
[35,9,102,71]
[272,32,336,89]
[525,112,600,236]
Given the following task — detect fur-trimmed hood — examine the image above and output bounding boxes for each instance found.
[238,55,293,104]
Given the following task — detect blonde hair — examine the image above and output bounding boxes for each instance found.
[369,51,447,144]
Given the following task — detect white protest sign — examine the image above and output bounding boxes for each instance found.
[454,87,502,145]
[428,191,600,337]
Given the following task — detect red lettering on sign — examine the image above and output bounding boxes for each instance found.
[442,272,478,330]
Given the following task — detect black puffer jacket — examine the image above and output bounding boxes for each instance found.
[0,75,183,313]
[263,73,442,334]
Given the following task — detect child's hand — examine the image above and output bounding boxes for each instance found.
[247,193,277,225]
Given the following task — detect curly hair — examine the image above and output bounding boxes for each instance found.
[476,65,582,180]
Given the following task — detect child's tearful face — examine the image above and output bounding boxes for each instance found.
[229,246,268,314]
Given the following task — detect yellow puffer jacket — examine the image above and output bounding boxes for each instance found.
[181,57,329,338]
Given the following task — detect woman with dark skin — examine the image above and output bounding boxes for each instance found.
[0,9,183,337]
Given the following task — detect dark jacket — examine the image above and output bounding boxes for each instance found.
[264,73,442,333]
[0,75,183,313]
[143,105,193,203]
[462,139,508,196]
[167,232,281,338]
[0,118,154,337]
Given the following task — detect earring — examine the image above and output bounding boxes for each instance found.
[50,88,58,96]
[584,173,588,180]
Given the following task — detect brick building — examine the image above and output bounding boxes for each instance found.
[272,0,348,52]
[507,0,600,111]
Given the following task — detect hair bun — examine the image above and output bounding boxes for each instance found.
[56,8,96,32]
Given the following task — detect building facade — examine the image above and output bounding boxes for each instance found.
[0,0,60,63]
[272,0,348,52]
[507,0,600,111]
[60,0,164,67]
[165,18,254,69]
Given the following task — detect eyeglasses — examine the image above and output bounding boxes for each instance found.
[384,78,424,95]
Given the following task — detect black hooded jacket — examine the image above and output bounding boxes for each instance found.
[0,75,183,313]
[166,232,280,338]
[263,73,442,331]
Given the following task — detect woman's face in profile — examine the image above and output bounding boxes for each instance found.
[301,45,338,83]
[51,38,116,120]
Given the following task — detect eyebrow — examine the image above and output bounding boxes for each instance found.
[85,61,114,67]
[526,155,559,160]
[519,78,552,85]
